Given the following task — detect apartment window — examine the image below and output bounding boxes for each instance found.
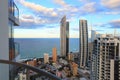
[110,43,114,45]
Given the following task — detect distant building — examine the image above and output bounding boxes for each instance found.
[68,53,74,61]
[33,59,37,66]
[52,47,57,62]
[91,30,96,42]
[44,53,49,64]
[27,59,37,67]
[89,30,100,69]
[59,58,68,65]
[60,16,69,57]
[88,42,93,69]
[91,34,120,80]
[27,61,34,66]
[79,20,88,68]
[0,0,19,80]
[19,73,27,80]
[71,62,78,76]
[91,30,101,42]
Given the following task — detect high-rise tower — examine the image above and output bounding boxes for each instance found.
[52,47,57,62]
[91,35,120,80]
[60,16,69,57]
[79,20,88,68]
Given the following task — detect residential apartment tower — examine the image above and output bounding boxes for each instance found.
[79,20,88,68]
[60,16,69,57]
[91,34,120,80]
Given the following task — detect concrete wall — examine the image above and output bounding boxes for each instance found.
[110,60,114,80]
[0,0,9,80]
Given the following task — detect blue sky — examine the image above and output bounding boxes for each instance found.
[14,0,120,38]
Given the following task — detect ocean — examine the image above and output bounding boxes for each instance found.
[15,38,79,59]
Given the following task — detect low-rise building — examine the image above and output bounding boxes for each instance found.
[44,53,49,64]
[68,53,74,61]
[71,62,78,76]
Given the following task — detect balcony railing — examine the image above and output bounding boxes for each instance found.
[0,59,61,80]
[9,1,19,26]
[13,2,19,21]
[14,42,20,58]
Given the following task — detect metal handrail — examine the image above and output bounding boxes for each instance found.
[0,59,61,80]
[13,2,19,20]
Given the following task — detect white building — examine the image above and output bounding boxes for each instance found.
[91,30,101,42]
[79,20,88,68]
[91,34,120,80]
[19,73,27,80]
[44,53,49,64]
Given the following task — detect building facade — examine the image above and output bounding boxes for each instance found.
[60,16,69,57]
[79,20,88,68]
[91,30,96,42]
[68,53,74,61]
[0,0,19,80]
[44,53,49,64]
[27,59,37,67]
[71,62,78,76]
[52,47,57,62]
[91,35,120,80]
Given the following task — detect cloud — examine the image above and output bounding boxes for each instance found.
[80,2,97,13]
[79,0,93,3]
[95,29,104,31]
[19,0,58,17]
[53,0,69,7]
[16,0,62,29]
[55,1,99,17]
[16,0,80,29]
[103,11,120,15]
[78,0,120,15]
[17,14,46,29]
[22,15,34,19]
[17,14,60,29]
[93,23,106,27]
[94,19,120,29]
[53,0,79,14]
[109,19,120,28]
[16,0,120,30]
[101,0,120,10]
[72,28,79,31]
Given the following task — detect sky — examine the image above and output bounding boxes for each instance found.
[14,0,120,38]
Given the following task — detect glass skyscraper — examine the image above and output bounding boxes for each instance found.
[60,16,69,57]
[79,20,88,68]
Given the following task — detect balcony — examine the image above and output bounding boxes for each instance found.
[0,59,61,80]
[9,1,19,26]
[14,42,20,58]
[9,42,20,61]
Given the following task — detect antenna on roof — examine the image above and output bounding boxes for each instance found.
[114,28,116,37]
[91,19,93,43]
[90,22,93,32]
